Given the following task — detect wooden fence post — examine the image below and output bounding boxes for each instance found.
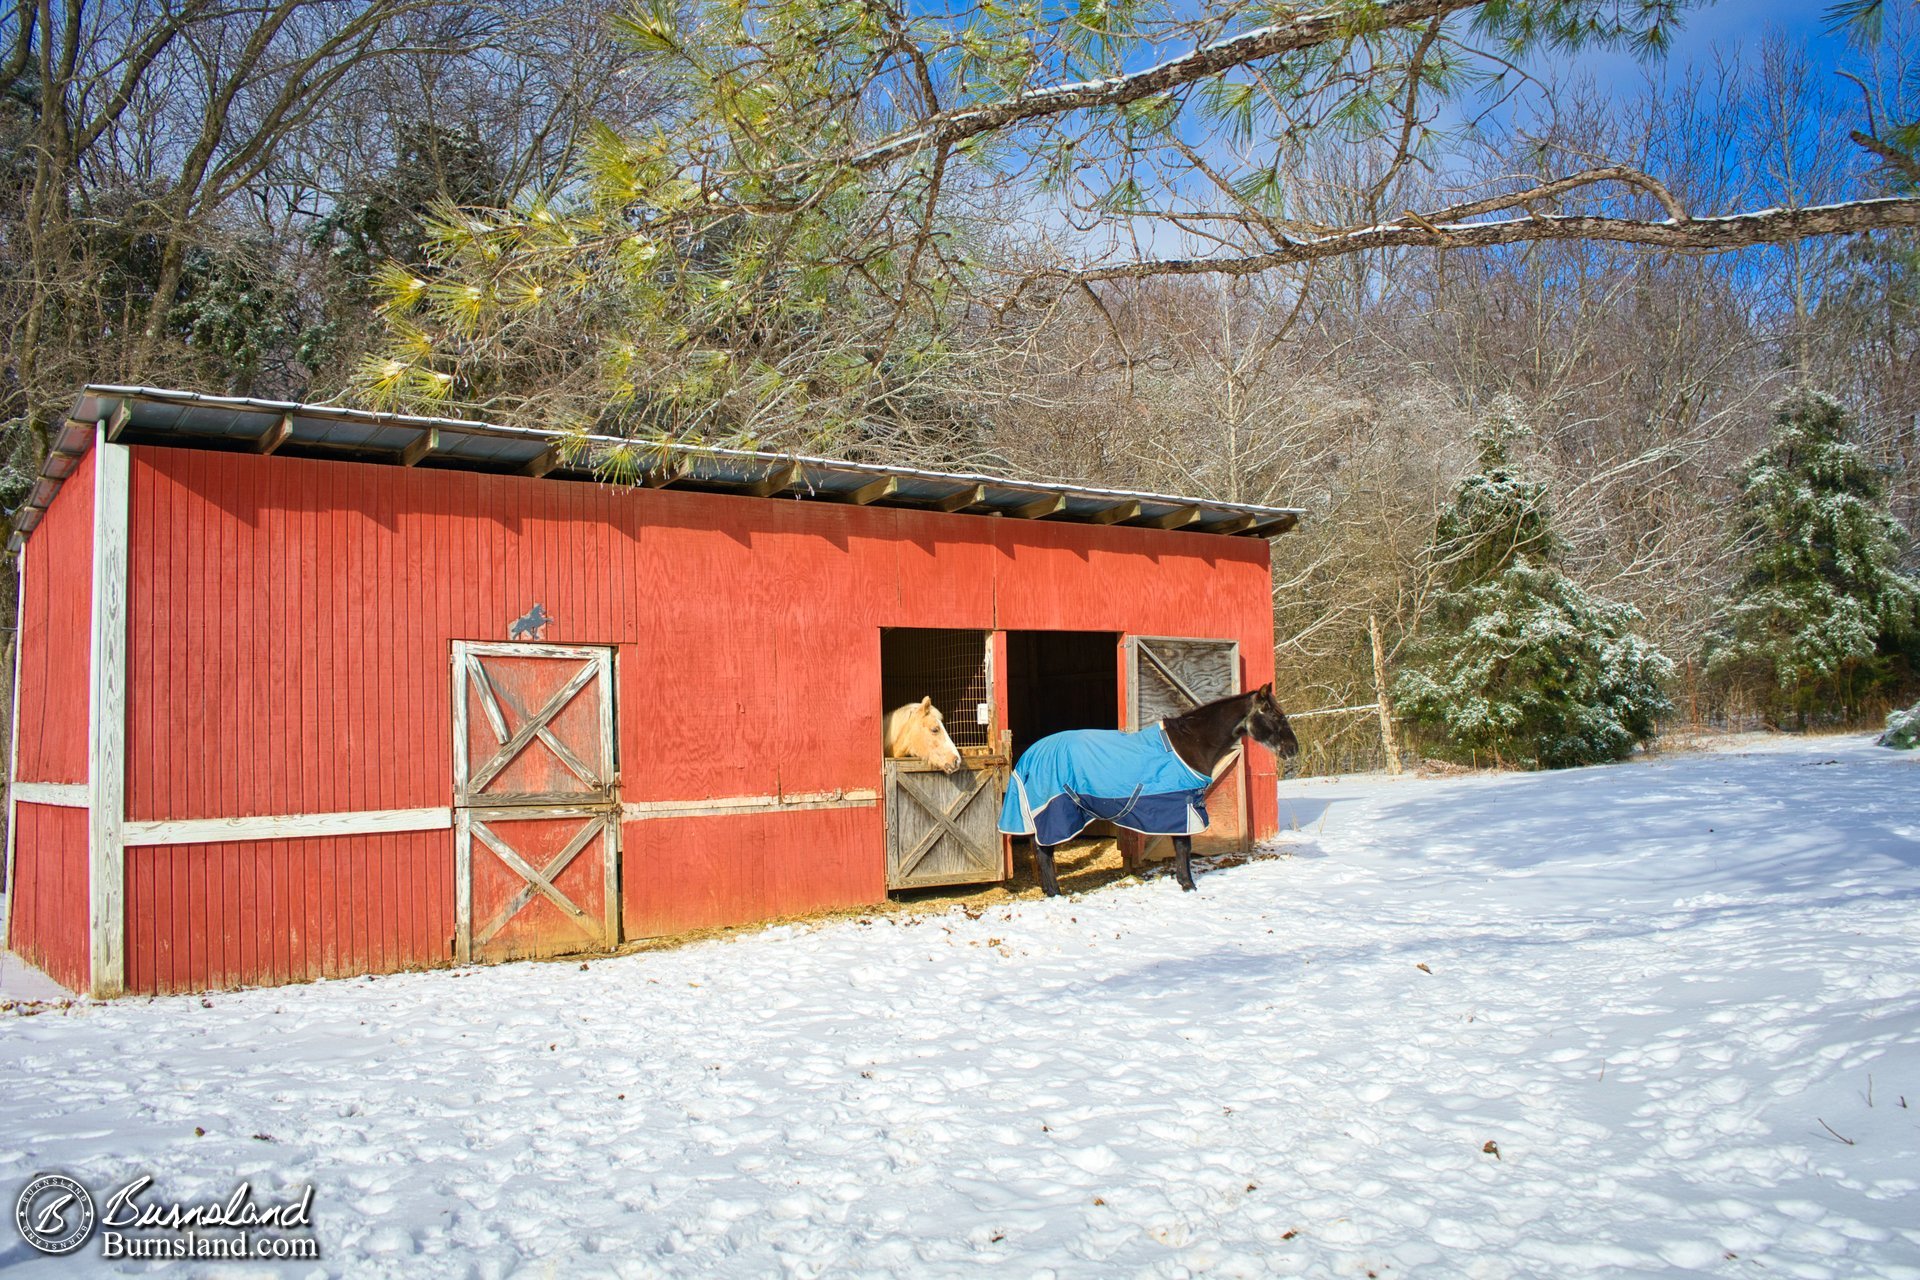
[1369,615,1403,776]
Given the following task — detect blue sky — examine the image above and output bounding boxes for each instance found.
[1565,0,1860,92]
[1665,0,1837,49]
[1021,1,1894,261]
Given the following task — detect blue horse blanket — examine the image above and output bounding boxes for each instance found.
[999,724,1213,846]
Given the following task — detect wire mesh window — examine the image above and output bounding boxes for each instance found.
[881,628,993,750]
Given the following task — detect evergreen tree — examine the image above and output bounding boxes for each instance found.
[1394,417,1673,770]
[1706,389,1920,722]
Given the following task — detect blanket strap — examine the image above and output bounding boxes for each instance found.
[1063,782,1147,823]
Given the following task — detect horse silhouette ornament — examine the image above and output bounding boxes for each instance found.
[1000,684,1298,895]
[884,697,963,773]
[508,603,553,641]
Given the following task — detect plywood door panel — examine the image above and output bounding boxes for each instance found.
[1127,637,1240,726]
[453,645,616,808]
[461,809,617,964]
[884,761,1004,889]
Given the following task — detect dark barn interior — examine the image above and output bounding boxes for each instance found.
[1005,630,1120,763]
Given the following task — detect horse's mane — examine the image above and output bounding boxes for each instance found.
[1162,688,1260,776]
[1167,688,1255,723]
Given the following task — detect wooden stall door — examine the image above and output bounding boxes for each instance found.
[884,629,1008,890]
[452,642,619,963]
[1125,636,1249,856]
[885,760,1005,889]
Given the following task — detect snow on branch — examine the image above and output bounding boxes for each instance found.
[1050,194,1920,284]
[842,0,1481,171]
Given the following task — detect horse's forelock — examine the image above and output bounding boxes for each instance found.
[903,703,948,743]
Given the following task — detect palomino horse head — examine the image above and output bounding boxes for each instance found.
[886,696,962,773]
[1240,683,1299,761]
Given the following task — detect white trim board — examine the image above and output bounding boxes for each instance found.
[115,788,881,849]
[12,782,88,808]
[125,807,454,847]
[621,789,879,821]
[88,425,130,998]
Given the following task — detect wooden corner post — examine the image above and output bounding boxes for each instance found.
[2,548,23,950]
[89,424,130,997]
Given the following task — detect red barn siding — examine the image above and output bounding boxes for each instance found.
[108,444,1277,991]
[9,445,95,990]
[16,447,94,786]
[622,808,880,937]
[890,520,998,626]
[123,833,453,995]
[9,804,89,991]
[127,451,654,822]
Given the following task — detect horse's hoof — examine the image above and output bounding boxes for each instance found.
[1178,882,1196,893]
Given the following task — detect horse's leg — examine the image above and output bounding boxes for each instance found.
[1173,835,1196,892]
[1034,843,1061,897]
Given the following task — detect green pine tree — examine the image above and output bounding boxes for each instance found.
[1706,389,1920,723]
[1394,417,1673,770]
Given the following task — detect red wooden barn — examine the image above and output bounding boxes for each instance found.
[3,386,1300,997]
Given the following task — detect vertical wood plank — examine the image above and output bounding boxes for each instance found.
[166,450,184,825]
[216,457,234,976]
[332,468,353,970]
[297,463,319,980]
[123,455,148,831]
[235,462,257,981]
[392,480,411,961]
[124,849,145,992]
[261,470,284,984]
[364,470,384,970]
[342,469,362,969]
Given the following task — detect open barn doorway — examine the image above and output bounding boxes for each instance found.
[880,628,994,754]
[1005,630,1121,763]
[1003,631,1124,890]
[880,629,1006,890]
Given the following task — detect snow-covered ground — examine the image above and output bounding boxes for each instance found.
[3,733,1918,1278]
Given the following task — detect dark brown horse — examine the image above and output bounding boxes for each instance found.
[1017,684,1299,896]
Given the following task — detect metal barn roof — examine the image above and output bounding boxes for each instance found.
[10,386,1304,551]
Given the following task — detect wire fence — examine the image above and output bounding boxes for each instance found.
[880,628,994,750]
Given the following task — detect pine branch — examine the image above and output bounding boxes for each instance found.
[1051,195,1920,284]
[838,0,1484,173]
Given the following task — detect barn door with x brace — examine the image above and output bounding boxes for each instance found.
[885,759,1007,889]
[452,642,619,964]
[884,635,1007,890]
[1125,636,1250,854]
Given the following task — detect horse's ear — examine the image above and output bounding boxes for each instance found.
[918,695,932,711]
[1260,682,1274,698]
